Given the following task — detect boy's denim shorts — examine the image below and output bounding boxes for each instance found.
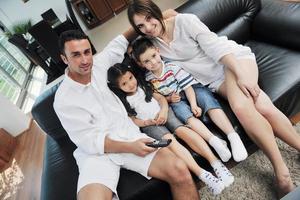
[141,108,184,140]
[171,83,222,124]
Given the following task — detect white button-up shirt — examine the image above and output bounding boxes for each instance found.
[153,14,251,85]
[54,35,143,164]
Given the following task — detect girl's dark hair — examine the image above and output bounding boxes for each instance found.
[107,62,154,116]
[131,37,156,62]
[127,0,165,36]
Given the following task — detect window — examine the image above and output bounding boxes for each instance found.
[0,30,46,112]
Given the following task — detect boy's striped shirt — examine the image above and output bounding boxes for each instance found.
[146,61,197,96]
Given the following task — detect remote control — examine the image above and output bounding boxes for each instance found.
[146,139,172,148]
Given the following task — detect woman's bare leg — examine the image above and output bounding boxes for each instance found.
[219,60,295,195]
[254,91,300,151]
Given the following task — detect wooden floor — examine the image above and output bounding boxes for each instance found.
[0,121,46,200]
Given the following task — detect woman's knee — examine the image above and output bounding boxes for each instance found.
[229,97,255,120]
[254,92,278,117]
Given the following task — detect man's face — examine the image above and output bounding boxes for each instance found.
[61,39,93,80]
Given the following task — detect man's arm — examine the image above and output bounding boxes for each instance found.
[105,136,155,157]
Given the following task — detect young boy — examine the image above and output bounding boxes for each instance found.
[131,37,248,162]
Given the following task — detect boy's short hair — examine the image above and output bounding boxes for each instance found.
[131,37,156,62]
[59,30,88,55]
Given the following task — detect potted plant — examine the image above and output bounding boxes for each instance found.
[5,20,32,41]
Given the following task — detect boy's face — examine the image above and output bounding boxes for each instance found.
[138,47,163,72]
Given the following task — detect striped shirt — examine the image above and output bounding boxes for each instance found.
[145,61,197,96]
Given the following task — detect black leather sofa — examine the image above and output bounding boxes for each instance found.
[31,0,300,199]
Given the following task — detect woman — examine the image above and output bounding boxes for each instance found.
[127,0,300,197]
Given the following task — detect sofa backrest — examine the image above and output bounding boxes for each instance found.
[31,83,68,141]
[176,0,261,44]
[252,0,300,51]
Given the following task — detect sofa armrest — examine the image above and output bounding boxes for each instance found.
[31,83,68,140]
[252,0,300,51]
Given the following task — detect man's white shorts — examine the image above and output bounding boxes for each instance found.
[75,149,157,199]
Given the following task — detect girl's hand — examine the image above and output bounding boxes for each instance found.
[143,119,156,127]
[155,110,168,125]
[130,138,156,157]
[168,92,181,103]
[191,105,202,117]
[237,76,261,101]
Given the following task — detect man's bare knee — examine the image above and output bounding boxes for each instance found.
[78,183,113,200]
[167,158,192,184]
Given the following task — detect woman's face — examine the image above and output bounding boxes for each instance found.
[118,71,138,95]
[133,14,162,37]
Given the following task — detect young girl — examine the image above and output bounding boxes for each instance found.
[131,37,248,163]
[107,63,234,195]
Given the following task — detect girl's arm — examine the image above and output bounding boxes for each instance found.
[184,86,202,117]
[130,116,156,128]
[152,92,169,125]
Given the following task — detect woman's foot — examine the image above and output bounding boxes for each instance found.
[276,174,295,198]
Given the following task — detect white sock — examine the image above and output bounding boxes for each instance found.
[199,170,225,196]
[209,136,232,162]
[211,160,234,187]
[227,132,248,162]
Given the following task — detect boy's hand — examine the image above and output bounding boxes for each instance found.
[168,92,181,103]
[191,105,202,117]
[154,110,168,125]
[130,138,156,157]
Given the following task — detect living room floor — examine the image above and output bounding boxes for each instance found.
[0,1,187,199]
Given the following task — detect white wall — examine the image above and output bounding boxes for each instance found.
[0,0,87,31]
[0,93,31,137]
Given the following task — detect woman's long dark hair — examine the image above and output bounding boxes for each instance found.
[127,0,166,36]
[107,62,154,116]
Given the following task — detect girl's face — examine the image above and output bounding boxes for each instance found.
[133,14,162,37]
[118,71,138,95]
[138,47,163,72]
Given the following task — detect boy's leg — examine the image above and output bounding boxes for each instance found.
[194,84,248,162]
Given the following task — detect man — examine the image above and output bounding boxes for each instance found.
[54,29,200,200]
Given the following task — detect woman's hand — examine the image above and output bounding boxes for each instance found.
[155,109,168,125]
[237,74,261,101]
[191,105,202,117]
[130,138,156,157]
[167,92,181,103]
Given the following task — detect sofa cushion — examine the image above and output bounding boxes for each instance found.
[246,41,300,117]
